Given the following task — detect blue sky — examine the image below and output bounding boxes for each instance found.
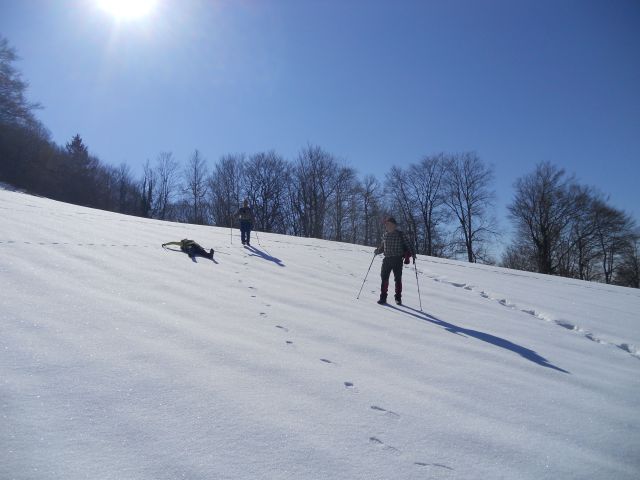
[1,0,639,233]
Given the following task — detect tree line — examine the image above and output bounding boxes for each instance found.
[1,35,638,288]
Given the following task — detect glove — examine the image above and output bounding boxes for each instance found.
[403,251,411,264]
[374,247,381,255]
[413,255,416,264]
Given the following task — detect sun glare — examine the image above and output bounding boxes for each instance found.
[97,0,157,20]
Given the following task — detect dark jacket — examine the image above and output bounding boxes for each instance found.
[237,207,253,223]
[375,230,414,257]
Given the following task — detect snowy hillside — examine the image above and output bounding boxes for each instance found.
[1,188,639,480]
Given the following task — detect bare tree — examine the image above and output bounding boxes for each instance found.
[292,144,338,238]
[615,235,639,288]
[564,187,600,280]
[329,165,357,242]
[385,166,419,252]
[501,241,537,272]
[244,151,289,233]
[115,162,136,215]
[139,159,156,218]
[407,153,448,256]
[208,153,245,229]
[361,175,383,247]
[592,199,636,284]
[443,152,496,263]
[153,152,179,220]
[508,162,581,274]
[0,35,40,127]
[182,149,209,224]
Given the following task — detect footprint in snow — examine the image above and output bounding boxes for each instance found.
[555,319,576,331]
[369,436,400,455]
[499,299,515,308]
[343,381,360,393]
[320,358,333,364]
[285,340,294,345]
[275,325,289,332]
[370,405,400,418]
[414,462,454,470]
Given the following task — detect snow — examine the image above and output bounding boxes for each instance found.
[1,188,639,480]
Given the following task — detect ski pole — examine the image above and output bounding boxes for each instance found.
[357,253,377,299]
[414,257,423,311]
[255,229,261,247]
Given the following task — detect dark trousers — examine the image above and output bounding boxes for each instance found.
[183,244,209,258]
[380,256,403,298]
[240,221,252,245]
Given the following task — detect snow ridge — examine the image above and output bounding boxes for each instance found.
[427,273,640,360]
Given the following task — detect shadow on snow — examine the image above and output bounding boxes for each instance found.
[387,304,570,374]
[244,245,285,267]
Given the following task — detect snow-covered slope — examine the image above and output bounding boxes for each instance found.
[1,188,639,480]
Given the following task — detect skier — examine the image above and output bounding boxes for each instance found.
[374,216,415,305]
[162,239,214,260]
[236,199,254,246]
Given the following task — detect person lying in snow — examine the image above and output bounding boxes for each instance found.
[162,239,214,260]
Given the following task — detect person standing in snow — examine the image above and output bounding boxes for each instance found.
[374,216,415,305]
[162,239,214,260]
[236,199,254,246]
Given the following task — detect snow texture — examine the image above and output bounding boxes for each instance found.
[1,188,639,479]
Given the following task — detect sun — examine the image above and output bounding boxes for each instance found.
[97,0,157,20]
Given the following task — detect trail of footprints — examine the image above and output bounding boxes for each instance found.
[428,273,640,360]
[0,240,153,248]
[247,276,452,470]
[268,319,446,471]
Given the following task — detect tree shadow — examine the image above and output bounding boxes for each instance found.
[244,245,285,267]
[387,304,570,374]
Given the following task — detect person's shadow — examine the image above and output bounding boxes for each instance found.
[387,304,570,374]
[244,245,285,267]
